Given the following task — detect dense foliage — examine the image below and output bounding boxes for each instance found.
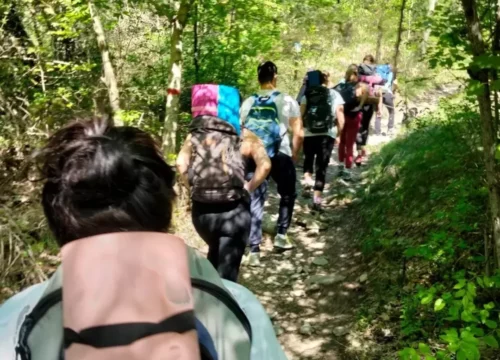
[2,0,500,359]
[357,96,500,359]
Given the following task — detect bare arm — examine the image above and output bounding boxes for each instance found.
[241,129,271,192]
[289,116,304,162]
[300,103,307,120]
[176,135,192,188]
[336,104,345,143]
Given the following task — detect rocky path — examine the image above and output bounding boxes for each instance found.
[239,85,460,359]
[239,143,371,360]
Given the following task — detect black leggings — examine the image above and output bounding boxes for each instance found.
[303,136,335,192]
[357,105,375,149]
[192,199,250,282]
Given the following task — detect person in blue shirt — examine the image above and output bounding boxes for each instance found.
[374,63,396,136]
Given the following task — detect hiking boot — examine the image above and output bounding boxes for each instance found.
[273,234,295,250]
[247,252,261,267]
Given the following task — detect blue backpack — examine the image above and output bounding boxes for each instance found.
[245,92,282,158]
[376,64,392,84]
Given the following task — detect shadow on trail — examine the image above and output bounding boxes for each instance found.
[240,148,371,360]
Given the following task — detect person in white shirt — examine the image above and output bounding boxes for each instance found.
[300,71,345,211]
[240,61,304,266]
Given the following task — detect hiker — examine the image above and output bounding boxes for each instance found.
[334,66,381,180]
[374,62,395,136]
[0,117,287,360]
[240,61,303,265]
[356,55,383,166]
[300,70,345,211]
[176,84,271,282]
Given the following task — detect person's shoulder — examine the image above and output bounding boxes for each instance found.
[279,92,298,105]
[242,95,255,105]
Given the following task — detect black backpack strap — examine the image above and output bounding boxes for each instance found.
[64,310,196,348]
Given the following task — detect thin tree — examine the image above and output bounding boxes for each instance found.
[393,0,408,78]
[193,1,200,83]
[376,14,384,62]
[461,0,500,268]
[162,0,194,156]
[420,0,438,56]
[88,1,122,125]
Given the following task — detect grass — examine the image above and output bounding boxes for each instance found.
[352,93,500,358]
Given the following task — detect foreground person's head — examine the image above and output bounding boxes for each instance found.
[40,117,176,246]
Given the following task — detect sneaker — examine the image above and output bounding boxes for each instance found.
[248,252,261,267]
[354,155,364,167]
[342,170,353,182]
[387,129,395,137]
[311,202,323,213]
[337,165,346,177]
[303,177,314,188]
[273,234,295,250]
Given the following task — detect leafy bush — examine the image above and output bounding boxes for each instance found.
[357,95,500,359]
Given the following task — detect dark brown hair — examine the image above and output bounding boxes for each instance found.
[345,66,359,82]
[363,54,376,64]
[40,117,176,245]
[320,71,330,85]
[257,61,278,84]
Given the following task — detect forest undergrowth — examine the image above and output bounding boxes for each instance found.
[353,94,500,359]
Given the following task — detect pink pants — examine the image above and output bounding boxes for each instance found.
[339,112,363,168]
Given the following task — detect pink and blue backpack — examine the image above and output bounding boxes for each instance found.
[191,84,241,135]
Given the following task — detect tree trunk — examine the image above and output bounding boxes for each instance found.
[88,1,122,125]
[461,0,500,268]
[492,1,500,125]
[193,2,200,83]
[162,0,193,156]
[420,0,438,56]
[376,15,384,62]
[393,0,408,79]
[407,0,414,41]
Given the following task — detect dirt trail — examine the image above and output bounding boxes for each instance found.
[239,85,460,359]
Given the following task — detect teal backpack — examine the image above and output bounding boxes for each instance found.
[244,92,282,158]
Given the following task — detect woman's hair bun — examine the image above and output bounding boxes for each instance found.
[40,117,176,245]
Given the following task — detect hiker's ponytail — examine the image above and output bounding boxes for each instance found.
[40,117,176,245]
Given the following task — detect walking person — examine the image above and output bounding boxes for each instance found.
[334,66,381,180]
[177,84,271,281]
[300,70,345,211]
[356,55,383,166]
[374,62,396,136]
[241,61,303,266]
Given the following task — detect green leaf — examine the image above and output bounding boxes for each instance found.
[422,294,434,305]
[435,298,446,312]
[484,302,495,310]
[483,335,499,348]
[455,289,466,298]
[460,342,480,360]
[399,347,419,360]
[436,350,448,360]
[456,349,466,360]
[470,327,484,337]
[485,320,498,329]
[419,343,431,354]
[454,279,467,289]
